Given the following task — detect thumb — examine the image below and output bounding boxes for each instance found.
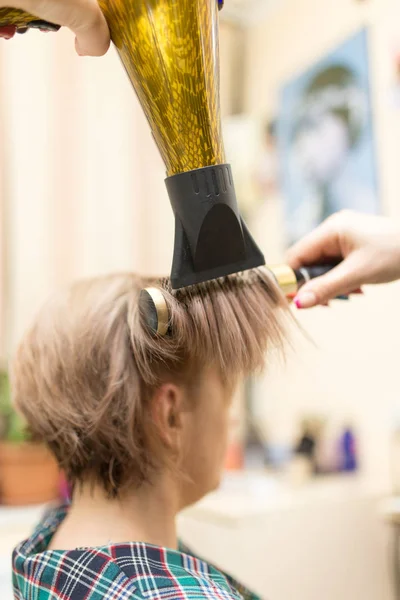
[294,255,364,308]
[73,8,110,56]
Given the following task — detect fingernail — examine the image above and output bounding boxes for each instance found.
[336,295,349,301]
[0,26,16,39]
[293,290,317,309]
[351,288,364,295]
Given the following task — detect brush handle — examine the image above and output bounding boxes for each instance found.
[296,263,352,301]
[294,263,339,289]
[295,263,351,301]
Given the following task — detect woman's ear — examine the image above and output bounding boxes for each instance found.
[151,383,185,448]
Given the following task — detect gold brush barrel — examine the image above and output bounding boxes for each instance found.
[99,0,225,176]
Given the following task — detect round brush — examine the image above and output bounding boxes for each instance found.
[139,262,347,336]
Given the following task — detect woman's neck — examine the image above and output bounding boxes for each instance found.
[49,476,179,551]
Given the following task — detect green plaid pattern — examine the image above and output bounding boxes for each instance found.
[12,505,261,599]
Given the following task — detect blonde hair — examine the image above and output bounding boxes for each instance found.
[12,269,288,495]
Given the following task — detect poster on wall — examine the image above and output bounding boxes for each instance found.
[278,29,379,245]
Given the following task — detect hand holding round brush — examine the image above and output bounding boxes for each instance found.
[287,211,400,309]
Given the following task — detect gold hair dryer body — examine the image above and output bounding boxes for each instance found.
[0,0,224,175]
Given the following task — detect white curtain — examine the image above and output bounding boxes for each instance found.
[0,28,176,351]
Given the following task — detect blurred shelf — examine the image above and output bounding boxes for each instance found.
[181,471,380,526]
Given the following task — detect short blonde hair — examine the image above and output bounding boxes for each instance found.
[12,269,288,495]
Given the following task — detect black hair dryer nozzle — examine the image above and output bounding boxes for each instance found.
[165,164,265,290]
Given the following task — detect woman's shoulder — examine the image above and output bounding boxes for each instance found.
[13,506,260,600]
[111,541,257,599]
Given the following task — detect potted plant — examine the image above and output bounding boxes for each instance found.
[0,370,60,505]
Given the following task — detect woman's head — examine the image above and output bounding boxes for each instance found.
[12,269,288,506]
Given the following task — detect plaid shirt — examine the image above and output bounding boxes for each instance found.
[12,504,261,600]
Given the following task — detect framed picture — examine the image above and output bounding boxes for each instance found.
[278,29,379,245]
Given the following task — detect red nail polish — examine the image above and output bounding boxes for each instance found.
[0,26,16,40]
[294,297,302,309]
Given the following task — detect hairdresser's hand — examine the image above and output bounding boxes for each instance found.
[286,211,400,308]
[0,0,110,56]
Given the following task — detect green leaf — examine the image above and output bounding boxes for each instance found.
[0,370,11,417]
[7,411,29,443]
[0,370,30,443]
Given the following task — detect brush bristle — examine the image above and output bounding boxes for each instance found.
[165,267,273,300]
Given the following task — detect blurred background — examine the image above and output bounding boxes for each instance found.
[1,0,400,598]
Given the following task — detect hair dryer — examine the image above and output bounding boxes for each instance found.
[0,0,264,290]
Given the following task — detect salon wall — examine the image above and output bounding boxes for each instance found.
[0,22,235,352]
[245,0,400,492]
[0,31,153,350]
